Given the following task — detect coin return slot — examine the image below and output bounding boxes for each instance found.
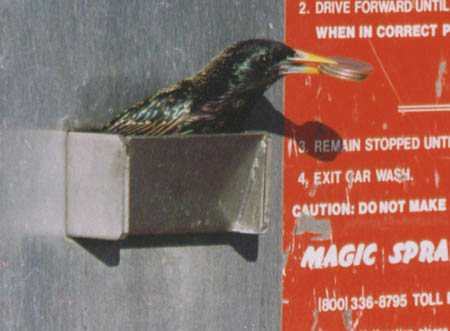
[65,132,270,240]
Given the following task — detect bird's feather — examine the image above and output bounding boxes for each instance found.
[106,81,206,136]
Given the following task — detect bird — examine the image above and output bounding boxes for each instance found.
[104,39,336,136]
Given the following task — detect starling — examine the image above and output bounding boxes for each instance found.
[104,39,336,136]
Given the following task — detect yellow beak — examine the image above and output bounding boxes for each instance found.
[281,49,337,75]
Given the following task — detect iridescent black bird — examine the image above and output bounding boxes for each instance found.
[105,39,335,136]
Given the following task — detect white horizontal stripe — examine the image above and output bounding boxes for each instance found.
[399,104,450,109]
[398,108,450,113]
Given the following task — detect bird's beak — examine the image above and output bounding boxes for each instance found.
[281,49,337,75]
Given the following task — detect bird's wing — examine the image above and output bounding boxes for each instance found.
[108,113,191,136]
[105,86,210,136]
[107,102,192,136]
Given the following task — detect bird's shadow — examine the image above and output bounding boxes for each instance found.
[243,96,343,162]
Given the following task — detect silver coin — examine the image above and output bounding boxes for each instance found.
[319,56,373,81]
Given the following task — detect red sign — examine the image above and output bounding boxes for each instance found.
[283,0,450,329]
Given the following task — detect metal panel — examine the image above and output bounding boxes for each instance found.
[0,1,284,330]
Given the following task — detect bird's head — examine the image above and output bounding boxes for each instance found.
[195,39,337,97]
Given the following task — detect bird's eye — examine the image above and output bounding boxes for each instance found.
[259,55,270,65]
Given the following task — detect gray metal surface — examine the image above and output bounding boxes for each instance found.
[66,132,129,240]
[66,132,269,239]
[0,1,284,330]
